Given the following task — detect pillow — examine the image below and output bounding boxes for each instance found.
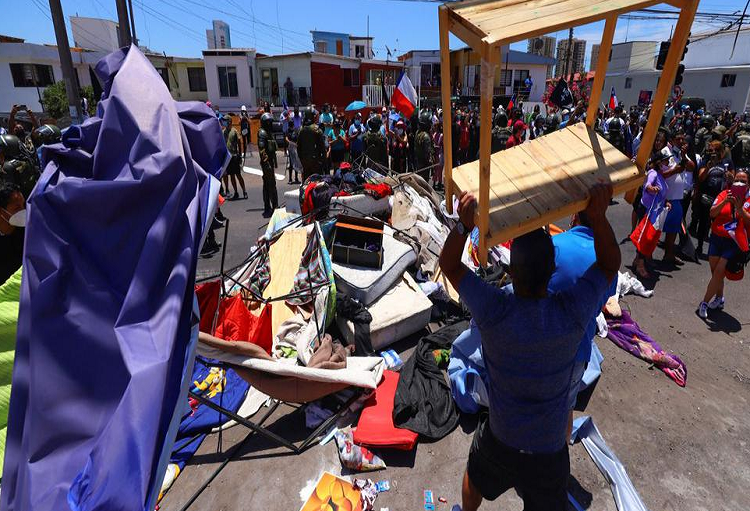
[353,370,418,451]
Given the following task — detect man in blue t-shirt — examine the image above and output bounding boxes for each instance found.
[548,213,618,443]
[439,185,620,511]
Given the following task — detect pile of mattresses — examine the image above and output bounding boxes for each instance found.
[280,171,459,354]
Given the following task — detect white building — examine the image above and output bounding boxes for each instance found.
[206,20,231,50]
[255,53,312,106]
[349,36,373,59]
[202,48,257,112]
[70,16,121,52]
[398,50,441,92]
[0,36,104,114]
[601,34,750,113]
[527,36,556,78]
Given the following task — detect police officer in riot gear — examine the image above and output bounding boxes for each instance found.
[414,109,433,181]
[258,112,278,217]
[491,109,511,152]
[296,109,326,180]
[363,115,388,170]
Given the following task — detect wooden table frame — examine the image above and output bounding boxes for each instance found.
[439,0,699,266]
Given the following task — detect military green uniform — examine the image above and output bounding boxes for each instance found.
[491,126,512,153]
[363,131,388,170]
[732,132,750,168]
[1,159,39,199]
[258,128,278,212]
[297,124,326,180]
[415,129,433,181]
[693,127,711,158]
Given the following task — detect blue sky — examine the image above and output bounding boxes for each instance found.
[13,0,743,68]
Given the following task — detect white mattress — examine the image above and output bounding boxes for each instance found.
[336,273,432,352]
[332,226,417,306]
[284,188,390,216]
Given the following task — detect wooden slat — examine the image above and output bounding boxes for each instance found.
[495,145,573,216]
[477,40,498,266]
[446,0,663,46]
[569,123,639,181]
[519,141,589,200]
[447,14,486,54]
[587,14,618,128]
[439,6,454,214]
[263,227,308,337]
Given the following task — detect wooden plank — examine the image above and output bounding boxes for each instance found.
[263,227,308,338]
[439,6,454,214]
[448,16,486,54]
[494,145,573,216]
[477,40,497,267]
[569,123,640,181]
[634,0,698,173]
[536,127,612,188]
[519,141,589,200]
[587,14,618,128]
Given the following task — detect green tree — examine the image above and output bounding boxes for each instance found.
[41,81,99,120]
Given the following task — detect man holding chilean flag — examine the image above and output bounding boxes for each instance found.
[391,70,419,118]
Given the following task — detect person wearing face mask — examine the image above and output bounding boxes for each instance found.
[0,182,25,284]
[389,120,408,173]
[348,113,365,164]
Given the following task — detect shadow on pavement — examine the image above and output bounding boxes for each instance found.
[568,475,593,509]
[705,309,742,334]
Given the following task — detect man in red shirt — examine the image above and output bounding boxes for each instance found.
[506,120,527,149]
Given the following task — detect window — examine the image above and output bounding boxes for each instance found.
[9,63,55,87]
[499,69,512,87]
[343,69,359,87]
[368,69,395,85]
[155,67,171,90]
[513,69,530,92]
[315,41,327,53]
[721,74,736,88]
[624,77,633,89]
[336,40,343,56]
[355,45,365,58]
[187,67,207,91]
[420,63,441,87]
[218,66,238,97]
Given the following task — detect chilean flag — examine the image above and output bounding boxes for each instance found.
[609,86,619,110]
[391,70,418,117]
[507,93,516,112]
[630,199,669,257]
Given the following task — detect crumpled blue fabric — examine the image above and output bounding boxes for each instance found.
[448,323,604,414]
[1,45,226,511]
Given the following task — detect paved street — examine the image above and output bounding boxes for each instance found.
[165,155,750,511]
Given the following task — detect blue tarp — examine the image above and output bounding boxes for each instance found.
[1,45,226,511]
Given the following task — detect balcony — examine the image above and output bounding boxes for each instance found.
[256,86,312,107]
[362,84,395,108]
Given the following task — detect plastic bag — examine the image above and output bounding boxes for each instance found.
[334,430,386,472]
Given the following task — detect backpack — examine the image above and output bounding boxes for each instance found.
[701,166,726,202]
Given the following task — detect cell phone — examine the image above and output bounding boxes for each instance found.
[16,104,27,111]
[730,182,748,201]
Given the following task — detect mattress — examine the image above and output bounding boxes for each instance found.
[336,272,432,352]
[284,188,390,216]
[332,226,417,306]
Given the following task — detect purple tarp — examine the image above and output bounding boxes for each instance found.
[1,45,226,511]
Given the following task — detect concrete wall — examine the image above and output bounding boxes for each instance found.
[686,30,750,68]
[349,38,373,59]
[603,67,750,113]
[204,53,257,112]
[256,54,312,88]
[70,17,120,52]
[311,31,349,56]
[608,41,657,74]
[0,43,101,113]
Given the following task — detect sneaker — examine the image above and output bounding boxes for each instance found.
[708,296,725,310]
[697,302,708,319]
[211,218,224,230]
[262,210,272,218]
[243,191,248,199]
[232,192,240,200]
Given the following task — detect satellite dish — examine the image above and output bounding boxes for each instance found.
[533,38,544,51]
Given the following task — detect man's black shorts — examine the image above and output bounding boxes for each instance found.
[226,155,241,176]
[467,418,569,511]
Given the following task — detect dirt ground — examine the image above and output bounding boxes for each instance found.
[162,184,750,511]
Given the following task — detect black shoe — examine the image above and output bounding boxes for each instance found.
[294,179,301,184]
[215,209,226,221]
[262,210,272,218]
[288,180,294,185]
[232,192,240,200]
[201,239,220,256]
[211,218,224,230]
[243,191,248,199]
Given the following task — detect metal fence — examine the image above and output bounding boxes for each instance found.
[256,86,312,106]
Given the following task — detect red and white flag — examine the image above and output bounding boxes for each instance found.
[391,70,418,117]
[608,86,618,110]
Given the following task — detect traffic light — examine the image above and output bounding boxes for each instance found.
[656,41,670,70]
[674,64,685,85]
[674,35,689,85]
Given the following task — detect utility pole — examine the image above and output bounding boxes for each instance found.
[564,27,574,78]
[48,0,81,123]
[115,0,132,47]
[127,0,138,46]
